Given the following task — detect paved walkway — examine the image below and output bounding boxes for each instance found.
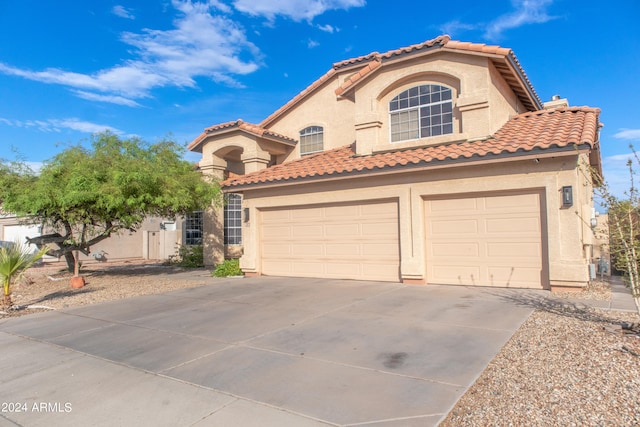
[557,275,637,313]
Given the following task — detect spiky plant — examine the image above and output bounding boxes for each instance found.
[0,242,48,307]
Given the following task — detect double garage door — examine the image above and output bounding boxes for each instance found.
[258,192,544,288]
[260,200,400,281]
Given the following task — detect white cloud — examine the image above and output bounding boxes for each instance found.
[307,39,320,48]
[50,119,120,134]
[0,116,121,134]
[614,129,640,141]
[232,0,366,22]
[438,20,478,37]
[112,5,135,19]
[438,0,556,40]
[73,90,142,107]
[317,24,337,33]
[0,1,261,105]
[484,0,556,40]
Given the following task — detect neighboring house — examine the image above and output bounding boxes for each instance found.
[0,214,193,263]
[188,35,602,290]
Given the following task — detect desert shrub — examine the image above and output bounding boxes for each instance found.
[170,245,204,268]
[213,258,242,277]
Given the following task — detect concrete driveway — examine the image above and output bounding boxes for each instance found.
[0,276,539,426]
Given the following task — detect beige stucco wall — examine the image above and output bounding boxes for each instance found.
[1,215,183,264]
[237,153,594,288]
[263,51,523,159]
[193,47,596,286]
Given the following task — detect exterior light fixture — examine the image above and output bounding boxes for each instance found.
[562,186,573,208]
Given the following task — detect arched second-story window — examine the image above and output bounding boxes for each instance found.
[300,126,324,155]
[389,84,453,142]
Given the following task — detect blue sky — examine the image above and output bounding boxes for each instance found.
[0,0,639,197]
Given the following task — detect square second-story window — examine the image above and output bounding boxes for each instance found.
[300,126,324,155]
[224,193,242,245]
[390,85,453,142]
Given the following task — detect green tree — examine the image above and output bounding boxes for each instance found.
[0,242,48,307]
[0,132,220,273]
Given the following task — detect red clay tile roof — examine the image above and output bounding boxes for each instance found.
[188,119,296,152]
[191,36,542,151]
[223,107,600,189]
[333,35,450,69]
[334,36,540,110]
[260,35,541,128]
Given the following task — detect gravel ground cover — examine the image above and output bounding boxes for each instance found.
[0,260,211,317]
[2,261,639,425]
[441,285,640,426]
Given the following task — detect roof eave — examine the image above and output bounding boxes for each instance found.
[222,144,590,192]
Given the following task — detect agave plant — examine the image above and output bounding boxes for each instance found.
[0,241,48,307]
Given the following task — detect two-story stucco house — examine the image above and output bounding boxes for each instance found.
[188,35,602,290]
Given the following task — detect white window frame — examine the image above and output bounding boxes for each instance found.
[224,193,242,245]
[300,126,324,155]
[185,211,203,245]
[389,84,453,143]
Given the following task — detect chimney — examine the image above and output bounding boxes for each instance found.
[543,94,569,109]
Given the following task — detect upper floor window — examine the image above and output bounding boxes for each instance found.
[300,126,324,155]
[389,85,453,142]
[224,193,242,245]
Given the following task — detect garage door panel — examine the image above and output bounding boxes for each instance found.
[361,222,398,236]
[426,192,544,289]
[291,243,324,256]
[484,193,538,211]
[430,242,479,257]
[290,208,323,221]
[362,242,399,257]
[485,217,539,233]
[430,219,478,234]
[487,266,540,287]
[292,225,324,238]
[431,265,481,285]
[325,224,361,237]
[262,210,292,223]
[486,242,541,258]
[323,205,359,218]
[326,262,362,276]
[324,243,361,256]
[362,263,400,281]
[262,226,292,239]
[262,260,293,275]
[262,243,292,257]
[429,198,478,213]
[261,201,400,282]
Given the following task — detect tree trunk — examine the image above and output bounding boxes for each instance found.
[74,251,80,277]
[64,252,76,273]
[3,293,11,308]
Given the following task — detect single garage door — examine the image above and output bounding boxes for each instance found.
[260,200,400,281]
[425,192,544,289]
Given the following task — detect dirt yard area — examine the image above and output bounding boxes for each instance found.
[1,259,213,317]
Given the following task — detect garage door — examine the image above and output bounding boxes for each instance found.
[260,200,400,281]
[425,192,544,288]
